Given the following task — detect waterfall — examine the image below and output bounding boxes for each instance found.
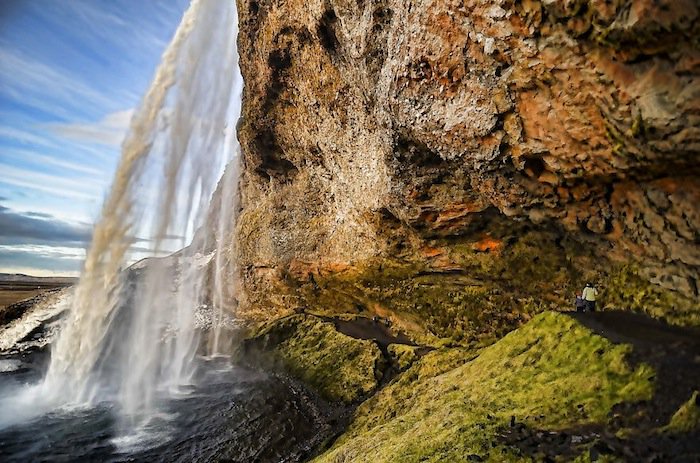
[40,0,242,421]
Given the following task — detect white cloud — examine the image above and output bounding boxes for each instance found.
[0,126,55,147]
[0,48,121,119]
[47,109,133,147]
[1,146,103,176]
[0,266,80,278]
[0,245,84,277]
[0,163,103,201]
[58,2,169,54]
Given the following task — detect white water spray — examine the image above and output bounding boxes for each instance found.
[38,0,242,422]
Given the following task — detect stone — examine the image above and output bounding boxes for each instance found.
[227,0,700,328]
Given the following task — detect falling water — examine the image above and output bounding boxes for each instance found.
[39,0,242,423]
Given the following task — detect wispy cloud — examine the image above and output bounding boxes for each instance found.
[0,244,84,260]
[49,1,170,57]
[0,48,120,119]
[0,164,103,201]
[24,211,53,219]
[1,146,104,176]
[0,0,189,276]
[0,126,54,147]
[0,250,82,276]
[47,109,133,147]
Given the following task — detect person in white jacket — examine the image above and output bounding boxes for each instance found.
[582,283,599,312]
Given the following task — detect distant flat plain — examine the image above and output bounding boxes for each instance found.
[0,274,76,311]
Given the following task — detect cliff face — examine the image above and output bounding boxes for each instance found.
[233,0,700,336]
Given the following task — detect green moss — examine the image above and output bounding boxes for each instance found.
[295,226,592,347]
[246,314,383,403]
[629,113,645,138]
[604,265,700,327]
[664,391,700,433]
[289,221,697,351]
[387,344,419,371]
[572,452,619,463]
[313,312,654,463]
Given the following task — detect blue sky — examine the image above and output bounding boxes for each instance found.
[0,0,189,276]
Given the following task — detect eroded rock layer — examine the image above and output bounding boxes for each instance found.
[233,0,700,336]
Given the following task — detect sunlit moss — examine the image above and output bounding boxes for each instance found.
[288,234,698,356]
[572,452,618,463]
[604,265,700,327]
[313,312,654,463]
[244,314,383,403]
[294,228,588,347]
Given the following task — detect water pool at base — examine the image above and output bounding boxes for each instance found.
[0,356,337,463]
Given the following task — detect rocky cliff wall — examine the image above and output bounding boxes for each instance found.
[232,0,700,338]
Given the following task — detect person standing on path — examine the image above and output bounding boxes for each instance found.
[582,282,599,312]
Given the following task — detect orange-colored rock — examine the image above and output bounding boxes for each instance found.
[232,0,700,319]
[420,247,445,258]
[473,236,503,254]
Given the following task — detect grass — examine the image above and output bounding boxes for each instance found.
[243,314,383,403]
[664,391,700,433]
[387,343,419,371]
[313,312,654,463]
[604,265,700,327]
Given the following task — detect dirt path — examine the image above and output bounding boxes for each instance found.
[571,311,700,430]
[570,311,700,351]
[322,316,416,349]
[504,310,700,461]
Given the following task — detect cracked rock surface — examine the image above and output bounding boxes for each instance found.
[231,0,699,329]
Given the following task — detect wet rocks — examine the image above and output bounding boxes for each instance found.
[0,289,71,353]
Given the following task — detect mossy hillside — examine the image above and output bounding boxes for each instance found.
[604,266,700,327]
[313,312,654,463]
[294,226,597,347]
[664,391,700,433]
[387,343,419,372]
[242,314,383,403]
[290,223,698,350]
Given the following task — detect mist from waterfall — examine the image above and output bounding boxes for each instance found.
[12,0,244,429]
